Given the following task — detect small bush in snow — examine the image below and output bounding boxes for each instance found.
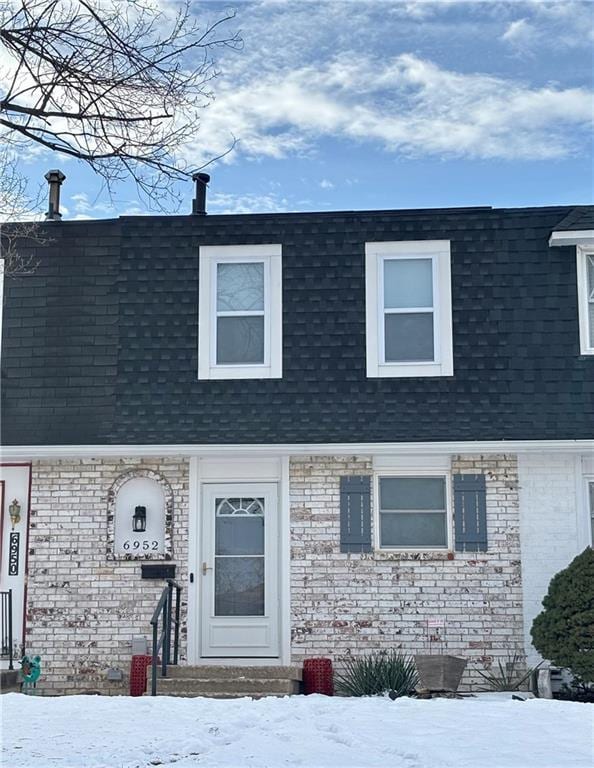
[531,547,594,684]
[477,653,539,691]
[334,651,418,698]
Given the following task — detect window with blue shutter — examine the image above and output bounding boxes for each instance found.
[453,473,488,552]
[339,476,372,553]
[377,476,448,549]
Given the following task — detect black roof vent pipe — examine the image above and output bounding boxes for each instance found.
[44,169,66,220]
[192,172,210,215]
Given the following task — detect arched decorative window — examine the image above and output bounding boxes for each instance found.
[216,497,264,516]
[107,469,174,560]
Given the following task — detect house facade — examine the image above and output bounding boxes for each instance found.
[1,200,592,694]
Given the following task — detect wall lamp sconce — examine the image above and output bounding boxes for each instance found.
[132,505,147,533]
[9,499,21,529]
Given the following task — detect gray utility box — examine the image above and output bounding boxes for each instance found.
[132,636,149,656]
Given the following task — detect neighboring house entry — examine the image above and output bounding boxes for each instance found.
[200,483,280,658]
[0,464,31,666]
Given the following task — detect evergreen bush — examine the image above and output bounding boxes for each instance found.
[531,547,594,683]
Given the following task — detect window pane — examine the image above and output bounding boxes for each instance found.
[216,498,264,516]
[217,316,264,364]
[384,258,433,309]
[380,477,446,510]
[586,255,594,347]
[380,512,447,547]
[216,517,264,556]
[215,557,264,616]
[385,313,434,362]
[217,262,264,311]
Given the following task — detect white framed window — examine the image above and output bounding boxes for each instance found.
[374,472,451,551]
[586,477,594,547]
[198,244,282,380]
[365,240,453,378]
[577,247,594,355]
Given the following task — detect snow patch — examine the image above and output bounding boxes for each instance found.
[1,693,592,767]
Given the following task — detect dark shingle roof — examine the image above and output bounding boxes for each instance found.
[2,205,593,446]
[552,206,594,232]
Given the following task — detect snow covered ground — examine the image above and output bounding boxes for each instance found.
[1,693,592,768]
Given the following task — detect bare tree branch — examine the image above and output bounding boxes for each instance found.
[0,147,46,276]
[0,0,241,207]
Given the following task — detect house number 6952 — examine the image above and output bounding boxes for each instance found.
[123,540,159,551]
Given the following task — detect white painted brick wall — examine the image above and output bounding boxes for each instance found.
[289,455,524,690]
[518,453,584,666]
[27,458,189,694]
[26,452,529,694]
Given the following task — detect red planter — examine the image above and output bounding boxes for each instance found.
[303,658,334,696]
[129,654,153,697]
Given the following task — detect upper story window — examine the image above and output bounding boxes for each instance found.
[577,247,594,355]
[198,244,282,380]
[365,241,453,377]
[549,229,594,355]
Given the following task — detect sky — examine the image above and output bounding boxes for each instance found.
[10,0,594,218]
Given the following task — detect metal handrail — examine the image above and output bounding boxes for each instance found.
[150,579,181,696]
[1,590,14,670]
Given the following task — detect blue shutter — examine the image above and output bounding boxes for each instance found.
[454,473,487,552]
[340,476,372,553]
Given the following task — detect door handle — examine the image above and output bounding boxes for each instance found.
[202,562,212,575]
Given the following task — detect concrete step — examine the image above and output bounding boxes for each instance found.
[146,664,303,697]
[147,690,294,699]
[156,676,300,695]
[160,665,302,681]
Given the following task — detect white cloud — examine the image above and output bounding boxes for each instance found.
[65,191,151,218]
[187,52,592,166]
[3,0,591,215]
[501,1,594,51]
[71,192,92,213]
[70,192,104,216]
[501,18,536,47]
[207,191,293,215]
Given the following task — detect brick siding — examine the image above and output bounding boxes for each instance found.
[25,453,526,693]
[26,458,189,695]
[289,455,524,689]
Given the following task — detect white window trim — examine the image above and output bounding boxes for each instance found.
[365,240,453,378]
[584,474,594,547]
[549,230,594,249]
[576,246,594,355]
[198,244,282,380]
[373,469,453,553]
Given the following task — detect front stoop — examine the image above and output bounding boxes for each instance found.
[147,665,302,698]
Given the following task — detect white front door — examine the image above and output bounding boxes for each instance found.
[200,483,279,658]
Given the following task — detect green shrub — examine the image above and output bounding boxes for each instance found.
[334,651,418,697]
[477,653,540,691]
[557,678,594,703]
[531,547,594,684]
